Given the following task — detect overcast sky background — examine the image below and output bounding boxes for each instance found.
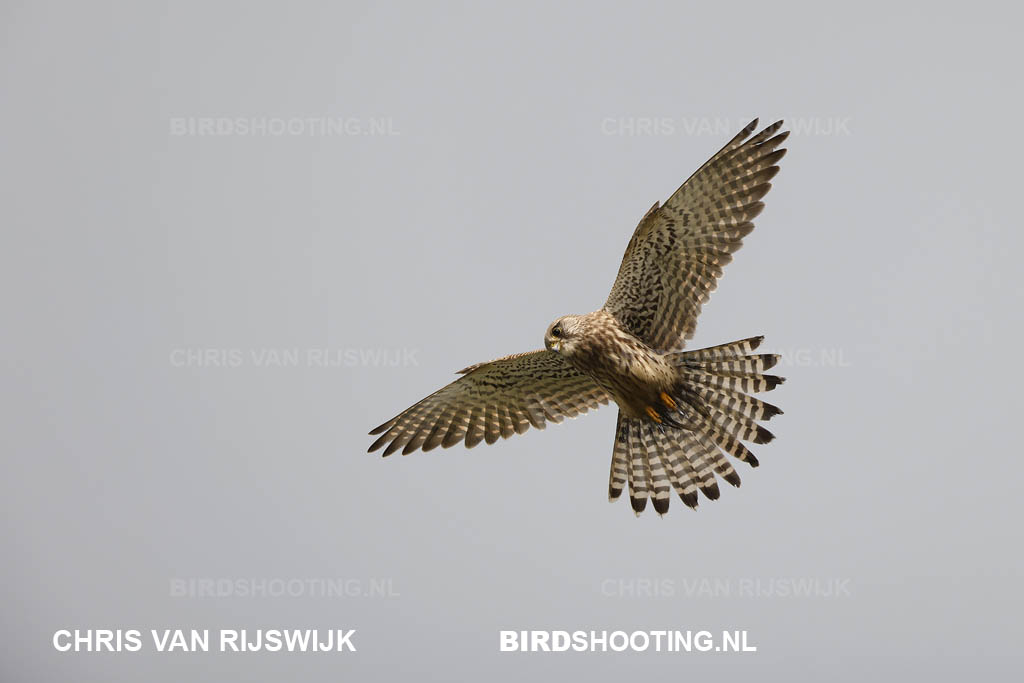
[2,1,1021,680]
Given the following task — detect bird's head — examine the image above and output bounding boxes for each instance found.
[544,315,584,356]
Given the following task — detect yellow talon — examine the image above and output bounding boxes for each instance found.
[645,406,662,423]
[659,392,677,411]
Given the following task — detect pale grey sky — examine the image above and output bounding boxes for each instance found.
[2,1,1021,680]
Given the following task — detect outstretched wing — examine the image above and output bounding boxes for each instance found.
[368,350,609,456]
[603,119,788,352]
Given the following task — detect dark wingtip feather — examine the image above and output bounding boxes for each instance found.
[383,439,406,457]
[748,120,784,145]
[653,497,670,515]
[734,222,757,239]
[701,482,721,501]
[631,497,648,514]
[368,433,391,453]
[762,354,781,371]
[723,470,742,488]
[764,375,785,391]
[368,422,392,436]
[749,183,773,203]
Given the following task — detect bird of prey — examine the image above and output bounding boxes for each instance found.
[369,119,788,515]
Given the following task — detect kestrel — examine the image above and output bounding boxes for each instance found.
[369,119,788,515]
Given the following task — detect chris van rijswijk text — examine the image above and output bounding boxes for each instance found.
[52,629,356,653]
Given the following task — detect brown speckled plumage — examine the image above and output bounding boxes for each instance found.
[369,119,788,516]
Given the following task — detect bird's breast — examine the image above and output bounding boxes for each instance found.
[568,332,675,417]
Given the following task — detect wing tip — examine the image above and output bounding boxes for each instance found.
[383,439,405,457]
[368,432,391,453]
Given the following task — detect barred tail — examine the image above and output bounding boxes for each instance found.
[607,335,784,516]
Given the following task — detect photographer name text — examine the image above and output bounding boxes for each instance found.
[52,629,356,653]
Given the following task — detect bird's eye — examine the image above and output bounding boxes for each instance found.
[551,326,562,338]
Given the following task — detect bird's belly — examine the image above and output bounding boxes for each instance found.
[607,390,652,419]
[585,359,672,419]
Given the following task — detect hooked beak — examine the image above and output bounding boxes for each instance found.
[546,339,561,352]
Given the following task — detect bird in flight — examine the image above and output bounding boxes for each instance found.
[369,119,788,515]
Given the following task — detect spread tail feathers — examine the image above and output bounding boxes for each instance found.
[608,336,784,516]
